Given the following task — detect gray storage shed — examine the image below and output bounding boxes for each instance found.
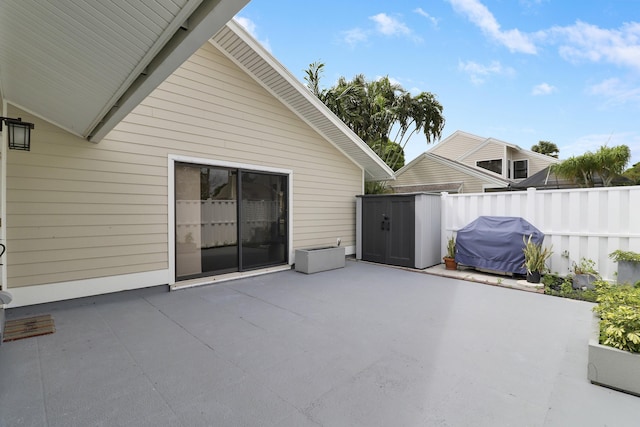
[356,193,442,269]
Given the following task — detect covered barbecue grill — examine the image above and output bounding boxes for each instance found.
[455,216,544,274]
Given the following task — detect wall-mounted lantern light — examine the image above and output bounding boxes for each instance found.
[1,117,35,151]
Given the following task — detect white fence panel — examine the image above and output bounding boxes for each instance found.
[442,185,640,280]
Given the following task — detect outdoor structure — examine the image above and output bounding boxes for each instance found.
[392,152,510,193]
[0,12,393,307]
[393,130,558,193]
[356,193,442,269]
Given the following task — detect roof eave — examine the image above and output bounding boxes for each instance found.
[89,0,250,142]
[210,20,394,182]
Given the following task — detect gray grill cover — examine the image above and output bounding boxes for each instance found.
[455,216,544,274]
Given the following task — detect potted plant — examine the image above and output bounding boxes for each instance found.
[588,280,640,395]
[522,235,552,283]
[609,250,640,286]
[572,257,599,290]
[443,235,457,270]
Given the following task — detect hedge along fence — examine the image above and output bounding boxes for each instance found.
[441,185,640,281]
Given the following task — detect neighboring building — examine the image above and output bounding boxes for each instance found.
[393,130,559,193]
[392,152,511,194]
[0,17,393,307]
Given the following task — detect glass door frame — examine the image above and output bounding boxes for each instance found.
[168,155,293,286]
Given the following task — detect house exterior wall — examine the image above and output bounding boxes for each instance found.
[514,150,556,177]
[430,132,483,161]
[6,42,362,294]
[393,155,492,194]
[461,141,505,172]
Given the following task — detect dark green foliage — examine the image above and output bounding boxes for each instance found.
[531,140,559,158]
[542,273,597,302]
[552,145,631,187]
[304,62,445,185]
[622,162,640,184]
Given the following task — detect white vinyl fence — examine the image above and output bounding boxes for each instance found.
[441,185,640,281]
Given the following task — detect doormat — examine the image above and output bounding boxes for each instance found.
[3,314,55,342]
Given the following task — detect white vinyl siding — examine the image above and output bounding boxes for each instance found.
[393,155,493,194]
[6,42,362,288]
[429,131,484,161]
[525,153,556,176]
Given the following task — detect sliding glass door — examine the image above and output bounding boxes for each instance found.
[240,171,288,270]
[175,162,288,281]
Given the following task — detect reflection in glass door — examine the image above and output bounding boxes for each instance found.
[240,171,288,270]
[175,162,288,281]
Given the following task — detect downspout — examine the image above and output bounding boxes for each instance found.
[1,100,7,292]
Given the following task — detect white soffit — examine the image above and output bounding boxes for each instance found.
[0,0,249,141]
[210,20,394,182]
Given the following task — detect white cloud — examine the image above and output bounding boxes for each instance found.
[587,78,640,106]
[342,13,421,47]
[447,0,537,54]
[458,60,515,84]
[370,13,411,36]
[414,8,439,28]
[531,83,556,95]
[234,17,271,52]
[447,0,640,75]
[370,13,422,42]
[235,17,256,35]
[547,21,640,71]
[343,28,369,47]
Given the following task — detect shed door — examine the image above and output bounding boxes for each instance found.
[361,196,415,268]
[361,198,387,264]
[387,197,415,267]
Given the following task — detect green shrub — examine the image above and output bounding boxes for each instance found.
[542,273,597,302]
[608,249,640,263]
[593,281,640,353]
[572,257,598,275]
[541,273,563,291]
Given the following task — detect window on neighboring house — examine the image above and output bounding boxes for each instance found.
[476,159,502,175]
[513,159,528,179]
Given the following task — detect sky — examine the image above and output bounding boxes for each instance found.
[235,0,640,168]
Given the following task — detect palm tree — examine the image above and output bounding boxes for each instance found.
[304,62,445,182]
[595,145,630,186]
[531,141,559,158]
[553,145,630,187]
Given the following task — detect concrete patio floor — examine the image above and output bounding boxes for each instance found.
[1,261,639,426]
